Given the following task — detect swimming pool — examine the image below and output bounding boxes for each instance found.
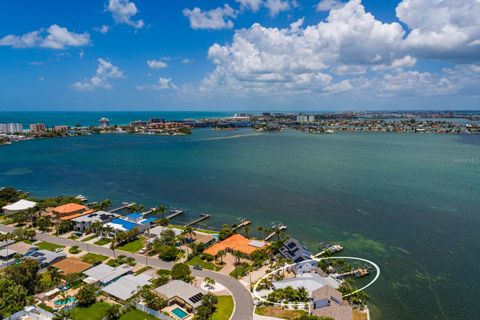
[171,307,188,319]
[54,296,76,306]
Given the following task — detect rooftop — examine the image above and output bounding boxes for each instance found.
[102,274,152,301]
[5,241,36,255]
[148,226,183,237]
[272,273,341,296]
[25,249,66,266]
[52,257,92,275]
[2,199,37,211]
[53,203,87,214]
[204,234,266,256]
[155,280,207,309]
[72,210,118,223]
[106,218,138,232]
[0,248,17,258]
[83,263,133,285]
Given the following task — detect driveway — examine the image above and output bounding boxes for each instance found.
[0,224,254,320]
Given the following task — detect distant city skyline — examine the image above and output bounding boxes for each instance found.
[1,0,479,111]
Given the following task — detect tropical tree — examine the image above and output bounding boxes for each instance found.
[154,205,168,217]
[135,286,167,310]
[4,258,40,295]
[92,198,112,211]
[217,250,226,264]
[0,278,28,319]
[171,263,193,283]
[104,304,122,320]
[47,266,62,286]
[203,277,215,291]
[76,284,97,306]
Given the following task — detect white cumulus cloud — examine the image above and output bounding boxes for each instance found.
[147,59,168,69]
[107,0,144,29]
[137,77,178,91]
[73,58,124,91]
[316,0,344,11]
[0,24,90,49]
[236,0,263,12]
[183,5,237,30]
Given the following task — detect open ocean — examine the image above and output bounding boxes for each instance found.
[1,112,480,319]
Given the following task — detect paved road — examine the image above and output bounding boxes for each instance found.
[0,225,254,320]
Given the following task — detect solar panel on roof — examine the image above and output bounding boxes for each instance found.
[287,242,296,249]
[188,293,204,304]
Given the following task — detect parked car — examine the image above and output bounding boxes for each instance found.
[55,248,64,253]
[139,247,147,254]
[193,265,203,270]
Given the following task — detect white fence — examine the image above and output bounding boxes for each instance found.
[134,303,174,320]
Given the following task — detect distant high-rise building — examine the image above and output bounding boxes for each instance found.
[54,126,69,133]
[0,123,23,134]
[296,114,315,123]
[29,123,46,133]
[99,117,110,128]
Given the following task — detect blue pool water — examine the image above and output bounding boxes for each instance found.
[54,296,76,306]
[171,307,188,319]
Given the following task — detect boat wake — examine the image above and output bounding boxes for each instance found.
[194,132,262,141]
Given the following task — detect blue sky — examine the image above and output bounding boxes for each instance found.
[0,0,479,111]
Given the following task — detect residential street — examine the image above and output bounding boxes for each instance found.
[0,224,254,320]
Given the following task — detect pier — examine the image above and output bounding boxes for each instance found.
[166,209,184,220]
[184,213,210,227]
[233,219,251,231]
[109,202,135,213]
[264,224,287,241]
[335,268,370,279]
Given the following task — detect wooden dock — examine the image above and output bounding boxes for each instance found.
[185,213,210,227]
[166,209,184,220]
[233,220,251,231]
[109,202,135,213]
[264,225,287,241]
[335,268,370,279]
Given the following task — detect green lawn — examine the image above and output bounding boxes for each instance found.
[187,255,221,271]
[119,309,158,320]
[81,253,108,264]
[81,235,97,242]
[36,241,64,251]
[156,269,171,276]
[212,295,234,320]
[229,264,251,279]
[117,237,145,253]
[94,238,111,245]
[70,302,110,320]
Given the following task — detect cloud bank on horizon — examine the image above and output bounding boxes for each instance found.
[0,0,479,110]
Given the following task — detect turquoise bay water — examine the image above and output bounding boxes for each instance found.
[1,129,479,319]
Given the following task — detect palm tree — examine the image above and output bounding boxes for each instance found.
[257,226,263,239]
[155,205,168,218]
[203,277,215,291]
[217,250,226,264]
[110,236,117,259]
[47,266,62,286]
[244,225,250,238]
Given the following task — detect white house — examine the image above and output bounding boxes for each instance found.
[2,199,37,215]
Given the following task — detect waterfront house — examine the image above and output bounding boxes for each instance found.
[279,238,312,264]
[272,273,341,296]
[2,199,37,215]
[104,213,156,234]
[203,234,266,257]
[148,226,183,237]
[291,260,318,275]
[24,249,66,269]
[83,263,133,286]
[155,280,207,311]
[53,203,93,221]
[102,273,152,302]
[72,210,119,232]
[187,231,216,247]
[311,285,353,320]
